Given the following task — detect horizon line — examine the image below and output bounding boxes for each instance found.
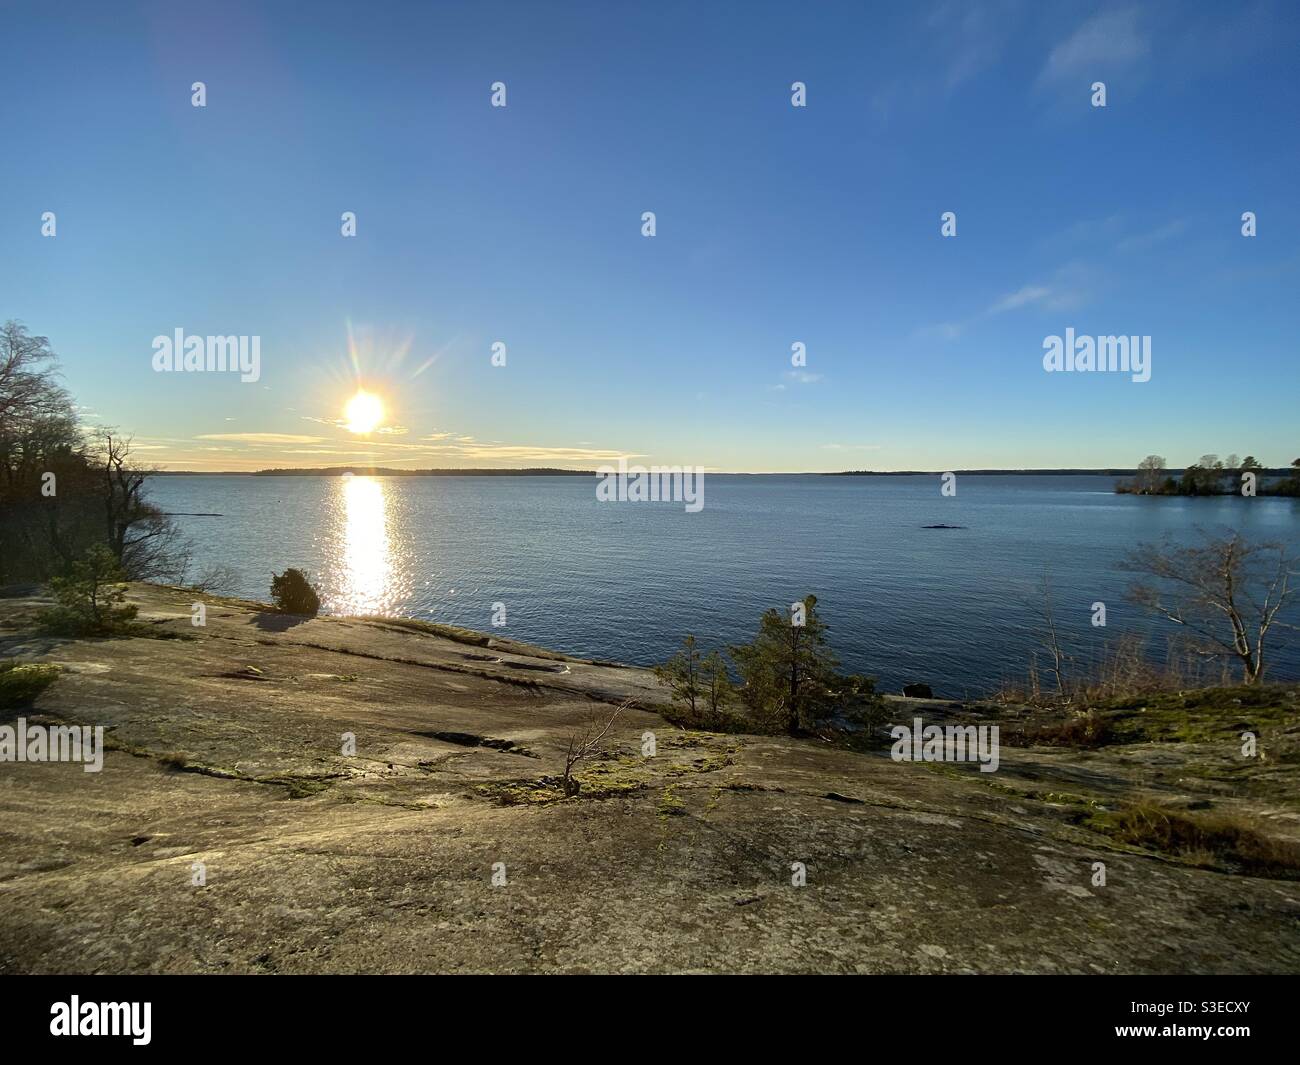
[142,465,1292,478]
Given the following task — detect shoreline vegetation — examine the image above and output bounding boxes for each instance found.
[1116,453,1300,497]
[650,530,1297,726]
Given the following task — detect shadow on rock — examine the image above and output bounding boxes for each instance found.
[253,612,313,632]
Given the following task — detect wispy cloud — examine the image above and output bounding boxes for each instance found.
[987,263,1094,314]
[1038,8,1149,86]
[424,441,639,465]
[168,431,642,470]
[929,0,1025,89]
[1043,213,1187,256]
[918,263,1095,342]
[872,1,1026,125]
[988,285,1053,314]
[195,433,324,445]
[1117,218,1187,253]
[301,414,408,435]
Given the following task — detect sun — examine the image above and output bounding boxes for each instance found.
[344,390,384,434]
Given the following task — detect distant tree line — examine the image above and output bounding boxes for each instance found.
[1118,454,1300,497]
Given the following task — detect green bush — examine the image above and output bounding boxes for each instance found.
[0,661,60,709]
[656,598,884,736]
[832,672,888,730]
[270,568,321,616]
[38,545,139,636]
[730,594,846,734]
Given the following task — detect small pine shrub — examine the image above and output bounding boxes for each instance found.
[270,568,321,616]
[38,545,139,636]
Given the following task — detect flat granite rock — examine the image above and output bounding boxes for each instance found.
[1,583,1297,974]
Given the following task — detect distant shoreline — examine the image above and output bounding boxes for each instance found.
[147,467,1295,478]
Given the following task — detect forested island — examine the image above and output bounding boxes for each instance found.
[1116,455,1300,496]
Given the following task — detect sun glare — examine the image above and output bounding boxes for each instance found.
[344,390,384,434]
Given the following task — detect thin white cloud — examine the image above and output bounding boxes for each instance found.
[195,433,324,445]
[929,0,1024,89]
[1039,8,1149,85]
[425,442,639,465]
[1117,218,1187,252]
[918,262,1094,341]
[988,285,1052,313]
[300,414,406,436]
[987,264,1094,315]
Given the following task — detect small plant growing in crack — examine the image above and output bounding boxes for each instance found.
[561,699,633,797]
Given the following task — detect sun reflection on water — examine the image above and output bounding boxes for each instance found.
[325,476,406,615]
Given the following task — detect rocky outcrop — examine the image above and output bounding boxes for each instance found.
[0,583,1296,974]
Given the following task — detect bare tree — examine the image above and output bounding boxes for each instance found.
[1135,454,1167,494]
[561,699,633,797]
[0,322,83,581]
[88,429,189,581]
[0,323,189,584]
[0,320,68,426]
[188,563,240,594]
[1034,572,1073,701]
[1123,532,1297,685]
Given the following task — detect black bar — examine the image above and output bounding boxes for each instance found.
[6,975,1295,1051]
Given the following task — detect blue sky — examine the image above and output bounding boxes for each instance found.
[2,0,1297,471]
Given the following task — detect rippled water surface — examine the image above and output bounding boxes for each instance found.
[148,474,1300,695]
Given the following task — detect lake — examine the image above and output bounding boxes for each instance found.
[146,474,1300,696]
